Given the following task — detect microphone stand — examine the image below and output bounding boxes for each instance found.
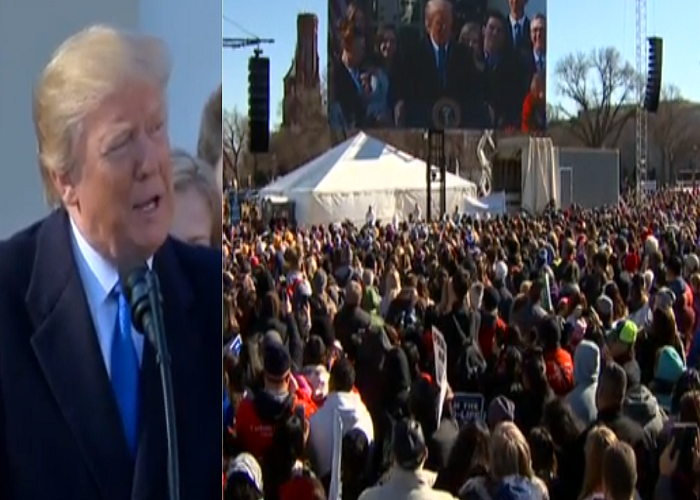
[146,271,181,500]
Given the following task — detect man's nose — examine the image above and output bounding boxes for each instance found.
[134,133,161,178]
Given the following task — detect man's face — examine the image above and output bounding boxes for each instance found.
[426,5,453,46]
[508,0,528,16]
[58,80,174,264]
[531,17,546,52]
[483,17,505,55]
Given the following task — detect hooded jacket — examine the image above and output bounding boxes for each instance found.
[651,346,686,412]
[565,340,600,426]
[622,359,667,441]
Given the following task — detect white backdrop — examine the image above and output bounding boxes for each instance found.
[0,0,220,237]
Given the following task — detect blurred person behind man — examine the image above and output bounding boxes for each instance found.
[0,26,221,499]
[170,149,221,247]
[197,83,223,194]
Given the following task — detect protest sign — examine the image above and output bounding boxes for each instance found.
[432,326,448,424]
[452,392,485,424]
[328,409,343,500]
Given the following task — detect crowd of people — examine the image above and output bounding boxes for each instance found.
[222,188,700,500]
[329,0,546,131]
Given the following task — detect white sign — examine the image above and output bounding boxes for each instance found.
[432,326,448,425]
[328,409,343,500]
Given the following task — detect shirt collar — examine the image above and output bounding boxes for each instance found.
[70,217,153,302]
[510,15,525,27]
[430,39,449,52]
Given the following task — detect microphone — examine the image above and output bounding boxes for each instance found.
[121,264,181,500]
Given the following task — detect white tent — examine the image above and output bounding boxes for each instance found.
[260,132,479,225]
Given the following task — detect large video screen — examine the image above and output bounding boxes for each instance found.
[327,0,547,132]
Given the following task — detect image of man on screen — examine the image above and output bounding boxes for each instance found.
[393,0,483,129]
[481,10,529,129]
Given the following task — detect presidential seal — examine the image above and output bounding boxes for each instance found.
[432,98,461,129]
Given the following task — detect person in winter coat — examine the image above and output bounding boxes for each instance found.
[359,419,457,500]
[621,358,667,443]
[308,357,374,479]
[539,317,574,397]
[459,422,549,500]
[565,340,600,427]
[650,346,686,413]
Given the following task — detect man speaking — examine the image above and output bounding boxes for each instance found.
[0,26,220,499]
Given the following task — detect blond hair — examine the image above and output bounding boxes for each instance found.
[171,149,222,248]
[34,25,171,207]
[490,422,535,480]
[197,84,222,168]
[579,425,618,500]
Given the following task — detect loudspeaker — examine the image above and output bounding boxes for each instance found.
[644,37,663,113]
[248,55,270,153]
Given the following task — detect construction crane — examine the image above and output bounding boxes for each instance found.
[222,37,274,51]
[635,0,648,198]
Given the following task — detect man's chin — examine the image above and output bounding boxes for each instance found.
[124,227,170,264]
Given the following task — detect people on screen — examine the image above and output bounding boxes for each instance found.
[522,72,547,133]
[328,0,547,131]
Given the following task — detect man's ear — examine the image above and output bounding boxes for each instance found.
[50,169,78,207]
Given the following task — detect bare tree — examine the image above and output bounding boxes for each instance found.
[649,85,700,185]
[223,108,248,185]
[553,47,640,147]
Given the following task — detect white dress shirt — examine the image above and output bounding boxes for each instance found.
[69,218,146,378]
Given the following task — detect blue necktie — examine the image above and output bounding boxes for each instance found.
[111,283,140,457]
[437,45,447,87]
[536,54,544,73]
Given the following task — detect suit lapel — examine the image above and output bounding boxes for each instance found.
[131,238,195,500]
[26,209,133,500]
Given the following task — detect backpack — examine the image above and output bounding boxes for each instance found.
[451,312,488,392]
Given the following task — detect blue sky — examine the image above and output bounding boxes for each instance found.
[223,0,700,125]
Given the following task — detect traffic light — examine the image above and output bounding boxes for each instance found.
[644,37,663,113]
[248,55,270,153]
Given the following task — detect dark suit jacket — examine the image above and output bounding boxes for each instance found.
[504,17,532,55]
[522,50,546,82]
[330,57,367,128]
[394,38,484,128]
[0,209,220,500]
[483,49,529,129]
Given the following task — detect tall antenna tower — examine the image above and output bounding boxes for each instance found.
[635,0,648,196]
